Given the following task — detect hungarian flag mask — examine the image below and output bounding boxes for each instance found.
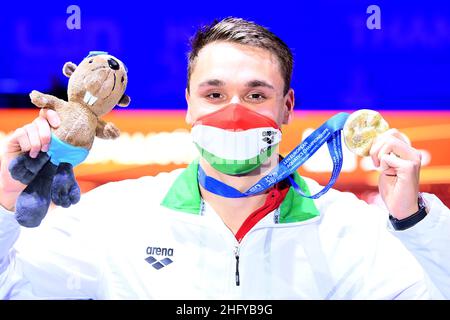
[191,104,282,175]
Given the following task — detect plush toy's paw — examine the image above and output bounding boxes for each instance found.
[16,190,52,228]
[15,160,57,228]
[51,182,80,208]
[29,90,48,106]
[51,163,81,208]
[103,122,120,139]
[9,152,50,185]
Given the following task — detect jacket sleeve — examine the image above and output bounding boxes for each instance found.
[0,191,104,299]
[320,189,439,299]
[389,193,450,299]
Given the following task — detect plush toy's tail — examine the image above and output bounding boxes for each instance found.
[15,160,57,228]
[9,152,82,228]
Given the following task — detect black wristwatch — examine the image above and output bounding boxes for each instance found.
[389,195,427,231]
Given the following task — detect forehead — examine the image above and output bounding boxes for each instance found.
[191,42,283,87]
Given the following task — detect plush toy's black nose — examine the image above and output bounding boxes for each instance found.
[108,58,120,70]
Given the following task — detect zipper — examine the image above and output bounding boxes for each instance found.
[231,189,281,287]
[273,207,280,224]
[234,246,240,286]
[199,199,205,216]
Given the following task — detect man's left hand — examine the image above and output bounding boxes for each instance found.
[369,128,422,220]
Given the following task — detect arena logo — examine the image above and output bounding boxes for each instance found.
[145,246,174,270]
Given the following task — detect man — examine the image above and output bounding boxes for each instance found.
[0,17,449,299]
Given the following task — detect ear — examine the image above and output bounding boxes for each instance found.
[185,88,193,125]
[62,62,77,78]
[117,94,131,107]
[282,88,295,125]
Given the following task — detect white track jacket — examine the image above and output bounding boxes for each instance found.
[1,160,449,299]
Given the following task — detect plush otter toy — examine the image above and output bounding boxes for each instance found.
[9,51,130,227]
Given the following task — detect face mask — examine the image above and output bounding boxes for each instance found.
[191,104,282,175]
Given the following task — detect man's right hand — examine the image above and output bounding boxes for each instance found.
[0,109,61,211]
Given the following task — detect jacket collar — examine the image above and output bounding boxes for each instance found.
[161,159,319,223]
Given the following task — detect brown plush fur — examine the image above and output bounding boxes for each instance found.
[29,53,130,149]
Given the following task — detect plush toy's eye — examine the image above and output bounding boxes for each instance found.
[121,76,125,83]
[89,59,93,63]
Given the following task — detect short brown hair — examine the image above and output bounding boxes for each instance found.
[187,17,294,95]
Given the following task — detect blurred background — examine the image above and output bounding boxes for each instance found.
[0,0,449,205]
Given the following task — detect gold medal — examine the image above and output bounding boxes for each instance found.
[343,109,389,157]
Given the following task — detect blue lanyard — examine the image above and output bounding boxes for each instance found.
[198,112,350,199]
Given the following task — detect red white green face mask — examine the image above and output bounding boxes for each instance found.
[191,104,282,175]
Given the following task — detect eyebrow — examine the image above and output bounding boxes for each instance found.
[198,79,275,90]
[246,80,274,90]
[198,79,225,87]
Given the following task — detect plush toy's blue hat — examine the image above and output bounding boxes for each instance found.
[86,51,109,58]
[86,51,128,72]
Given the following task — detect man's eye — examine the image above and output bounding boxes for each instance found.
[206,93,223,99]
[247,93,266,100]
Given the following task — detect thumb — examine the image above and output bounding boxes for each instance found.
[39,108,61,128]
[381,153,401,168]
[380,153,410,175]
[380,152,406,175]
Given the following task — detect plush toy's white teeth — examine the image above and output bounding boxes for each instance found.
[88,96,98,105]
[83,91,92,104]
[83,92,98,106]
